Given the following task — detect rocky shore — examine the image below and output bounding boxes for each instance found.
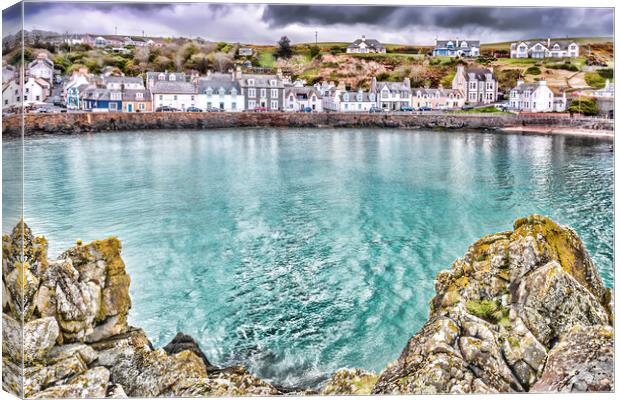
[2,215,614,397]
[2,112,614,138]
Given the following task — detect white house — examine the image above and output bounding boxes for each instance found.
[2,63,17,83]
[313,81,336,97]
[452,64,498,104]
[432,39,480,57]
[371,77,412,111]
[592,80,614,98]
[197,71,243,111]
[411,87,466,110]
[23,77,51,105]
[151,80,198,110]
[323,87,377,112]
[2,79,20,109]
[509,80,557,112]
[346,36,386,54]
[510,39,579,58]
[146,71,187,90]
[27,53,54,82]
[284,86,323,112]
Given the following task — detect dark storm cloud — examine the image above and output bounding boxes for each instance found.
[262,5,613,37]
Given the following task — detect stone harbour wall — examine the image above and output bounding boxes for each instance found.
[2,111,614,137]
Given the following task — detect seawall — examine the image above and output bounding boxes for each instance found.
[2,111,614,137]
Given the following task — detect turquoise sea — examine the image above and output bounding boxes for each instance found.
[2,128,613,388]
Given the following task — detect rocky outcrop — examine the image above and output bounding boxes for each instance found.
[1,216,614,397]
[371,215,613,395]
[2,112,614,138]
[2,221,279,398]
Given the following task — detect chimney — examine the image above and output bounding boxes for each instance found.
[456,64,465,75]
[370,76,377,92]
[456,37,459,47]
[403,77,410,88]
[236,65,242,79]
[207,70,212,78]
[362,35,366,41]
[517,79,524,86]
[276,68,283,79]
[547,37,551,47]
[539,79,547,86]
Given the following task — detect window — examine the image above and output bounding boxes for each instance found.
[343,93,349,101]
[207,102,212,108]
[270,100,278,110]
[260,88,266,98]
[191,95,195,101]
[248,100,255,109]
[174,95,178,100]
[4,100,7,105]
[271,89,278,98]
[36,95,40,101]
[25,88,29,93]
[356,94,363,102]
[469,82,476,90]
[218,88,225,96]
[159,95,163,100]
[270,80,277,86]
[248,88,256,98]
[381,90,389,99]
[369,93,376,101]
[232,102,237,110]
[136,92,143,99]
[24,95,28,100]
[109,103,117,110]
[344,103,348,110]
[248,79,255,86]
[231,88,237,97]
[170,75,176,81]
[139,103,145,110]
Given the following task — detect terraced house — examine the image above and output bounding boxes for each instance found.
[122,89,152,112]
[284,86,323,112]
[151,80,198,111]
[196,71,243,111]
[323,86,377,112]
[411,87,465,110]
[238,69,285,111]
[510,39,579,58]
[452,64,497,104]
[371,77,412,111]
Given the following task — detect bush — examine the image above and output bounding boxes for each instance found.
[525,66,541,75]
[466,300,508,324]
[567,97,599,116]
[309,45,320,59]
[545,62,579,72]
[585,72,607,89]
[598,68,614,80]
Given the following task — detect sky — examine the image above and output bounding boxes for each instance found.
[2,2,615,45]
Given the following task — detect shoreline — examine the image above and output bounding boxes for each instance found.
[501,125,614,140]
[2,112,613,138]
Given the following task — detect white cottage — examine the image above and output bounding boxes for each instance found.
[151,81,198,111]
[510,39,579,59]
[509,80,562,112]
[27,53,54,82]
[284,86,323,112]
[197,71,243,111]
[323,87,376,112]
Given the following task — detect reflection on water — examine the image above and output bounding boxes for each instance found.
[2,128,613,388]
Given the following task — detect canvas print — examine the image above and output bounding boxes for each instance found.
[1,1,615,398]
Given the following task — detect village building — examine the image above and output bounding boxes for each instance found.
[238,47,254,56]
[452,64,498,104]
[123,37,148,47]
[238,68,285,111]
[151,80,198,111]
[346,36,386,54]
[2,79,20,109]
[284,86,323,112]
[323,85,377,112]
[411,87,466,110]
[196,71,243,111]
[510,39,579,58]
[27,53,54,82]
[509,80,558,112]
[592,80,615,98]
[122,89,152,112]
[371,77,412,111]
[2,63,17,83]
[81,88,123,112]
[313,81,337,97]
[432,39,480,57]
[23,76,51,105]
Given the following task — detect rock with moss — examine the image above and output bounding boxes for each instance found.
[320,368,379,395]
[373,215,613,394]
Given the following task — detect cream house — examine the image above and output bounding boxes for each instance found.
[452,64,498,104]
[411,87,465,110]
[371,77,412,111]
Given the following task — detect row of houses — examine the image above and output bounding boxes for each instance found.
[2,52,57,109]
[56,63,501,114]
[345,36,580,59]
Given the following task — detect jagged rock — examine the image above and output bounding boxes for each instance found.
[320,368,379,395]
[531,325,614,392]
[3,314,59,364]
[163,332,214,370]
[374,215,613,395]
[30,367,110,398]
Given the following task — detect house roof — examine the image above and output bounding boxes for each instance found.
[146,71,187,82]
[412,87,464,97]
[197,73,240,93]
[511,40,577,51]
[239,74,284,88]
[376,81,411,92]
[285,86,322,99]
[104,76,144,85]
[435,40,480,49]
[347,37,385,49]
[339,90,375,102]
[511,82,544,93]
[122,89,151,101]
[151,80,197,94]
[82,88,119,101]
[464,67,495,81]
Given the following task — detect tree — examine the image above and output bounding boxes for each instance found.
[309,45,320,59]
[567,97,599,116]
[275,36,292,59]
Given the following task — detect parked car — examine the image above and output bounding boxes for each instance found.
[52,96,65,107]
[369,106,383,113]
[206,107,222,112]
[419,106,432,112]
[301,107,312,113]
[155,106,178,112]
[186,106,203,112]
[254,106,270,112]
[400,106,414,112]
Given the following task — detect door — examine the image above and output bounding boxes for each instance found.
[127,103,133,112]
